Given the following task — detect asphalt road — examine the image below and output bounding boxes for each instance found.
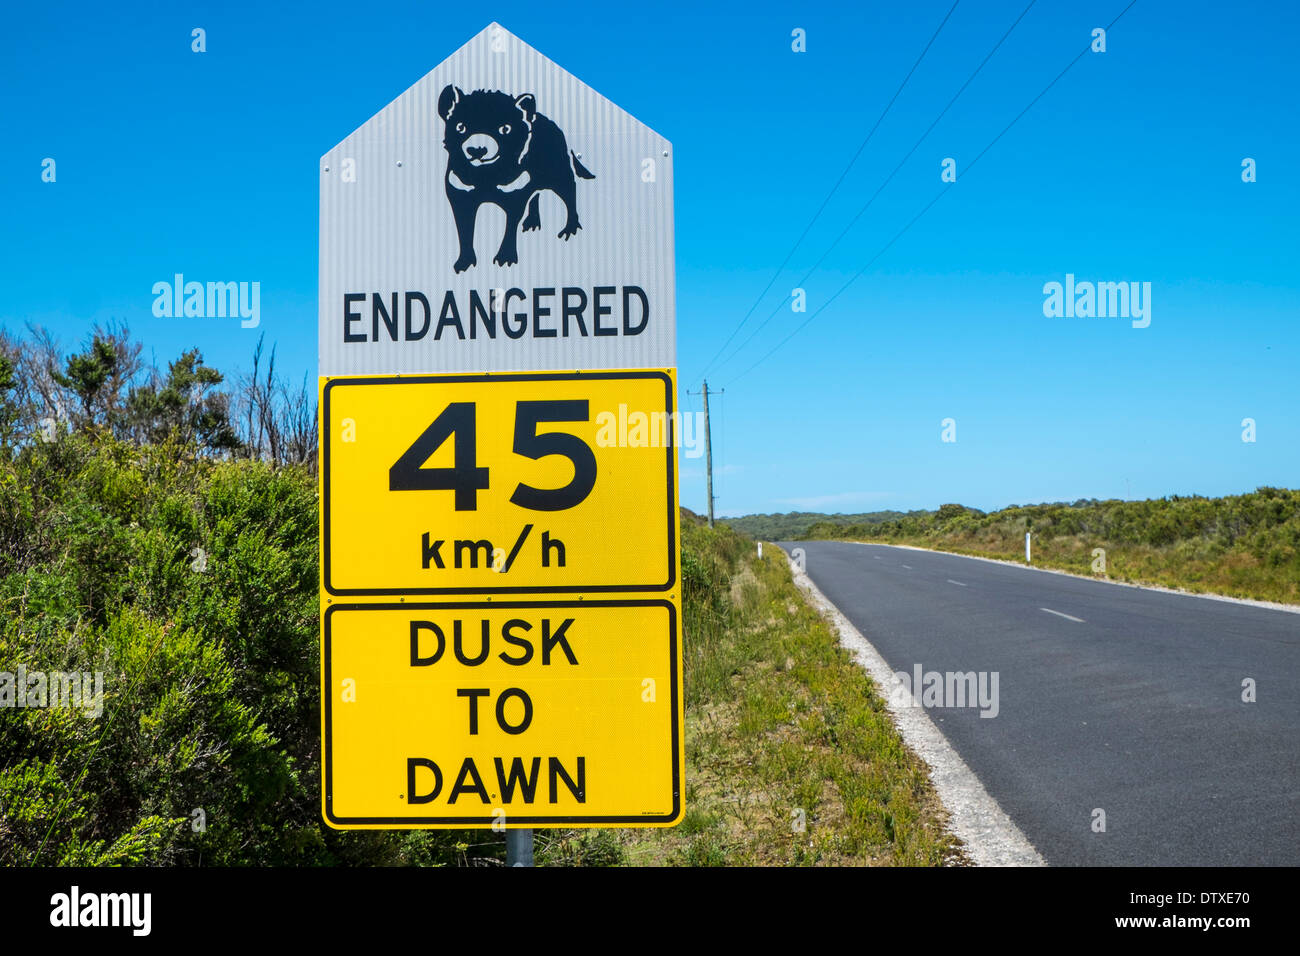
[781,541,1300,865]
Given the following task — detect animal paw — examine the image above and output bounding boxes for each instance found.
[558,221,582,240]
[453,252,477,273]
[521,212,542,232]
[493,250,518,267]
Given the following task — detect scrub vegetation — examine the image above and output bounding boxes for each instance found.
[0,326,478,865]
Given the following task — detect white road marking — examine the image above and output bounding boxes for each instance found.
[1040,607,1085,623]
[901,564,912,569]
[947,579,967,587]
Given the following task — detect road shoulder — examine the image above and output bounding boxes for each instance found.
[784,547,1046,867]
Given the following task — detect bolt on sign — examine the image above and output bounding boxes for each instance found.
[318,22,682,828]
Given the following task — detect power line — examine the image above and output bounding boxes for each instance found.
[710,0,1039,376]
[726,0,1141,387]
[694,0,963,384]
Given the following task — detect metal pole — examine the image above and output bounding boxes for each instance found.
[702,381,714,528]
[506,828,534,867]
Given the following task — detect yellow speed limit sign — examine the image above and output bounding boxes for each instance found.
[322,371,678,595]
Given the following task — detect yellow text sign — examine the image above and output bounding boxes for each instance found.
[322,601,682,827]
[322,371,678,595]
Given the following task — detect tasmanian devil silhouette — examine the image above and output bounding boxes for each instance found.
[437,85,595,272]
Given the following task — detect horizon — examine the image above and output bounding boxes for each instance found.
[717,483,1293,521]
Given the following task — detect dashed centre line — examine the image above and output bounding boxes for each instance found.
[1040,607,1085,623]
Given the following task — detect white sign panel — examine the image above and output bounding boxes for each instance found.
[319,22,675,375]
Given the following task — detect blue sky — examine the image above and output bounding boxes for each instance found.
[3,0,1297,516]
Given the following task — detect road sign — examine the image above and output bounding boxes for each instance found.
[323,601,679,826]
[322,371,677,595]
[318,23,682,829]
[319,21,674,376]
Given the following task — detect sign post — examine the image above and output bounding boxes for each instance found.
[318,23,682,846]
[506,829,534,867]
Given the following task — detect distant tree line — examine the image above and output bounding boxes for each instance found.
[721,510,922,541]
[805,494,1300,553]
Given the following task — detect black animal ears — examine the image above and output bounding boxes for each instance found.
[514,93,536,122]
[438,85,463,121]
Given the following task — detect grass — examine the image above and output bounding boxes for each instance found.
[539,516,966,867]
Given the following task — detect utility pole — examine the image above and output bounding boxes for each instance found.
[702,382,714,527]
[687,381,721,527]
